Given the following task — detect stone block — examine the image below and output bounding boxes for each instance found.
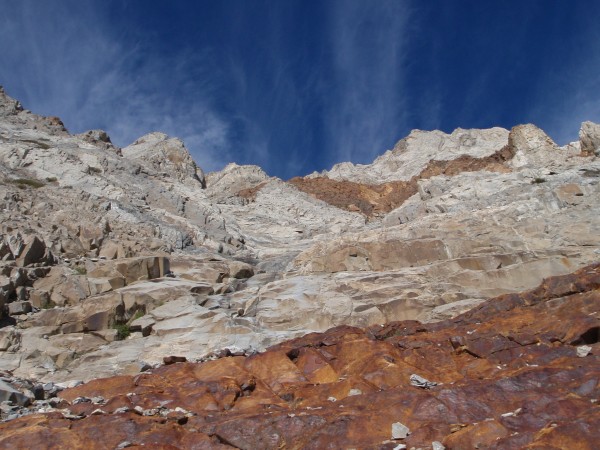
[16,236,46,267]
[8,301,32,316]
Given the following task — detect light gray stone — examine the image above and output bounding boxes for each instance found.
[0,380,31,406]
[391,422,410,439]
[577,345,592,357]
[7,301,32,315]
[580,121,600,156]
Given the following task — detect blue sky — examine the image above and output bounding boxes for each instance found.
[1,1,599,179]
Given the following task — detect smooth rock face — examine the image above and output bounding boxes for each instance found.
[0,86,599,447]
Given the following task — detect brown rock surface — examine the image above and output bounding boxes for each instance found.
[289,143,514,217]
[1,263,598,449]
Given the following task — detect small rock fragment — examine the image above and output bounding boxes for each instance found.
[391,422,410,440]
[577,345,592,357]
[432,441,445,450]
[410,374,437,389]
[91,396,105,405]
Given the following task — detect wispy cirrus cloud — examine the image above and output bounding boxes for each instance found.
[0,0,231,172]
[324,1,413,165]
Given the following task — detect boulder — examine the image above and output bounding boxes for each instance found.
[507,124,560,169]
[0,241,13,260]
[0,327,20,351]
[78,223,106,252]
[0,380,31,406]
[98,240,126,260]
[90,257,170,285]
[33,267,90,307]
[16,236,46,267]
[7,301,32,316]
[228,261,254,279]
[87,276,126,296]
[7,235,24,259]
[55,293,124,334]
[28,289,50,309]
[580,121,600,156]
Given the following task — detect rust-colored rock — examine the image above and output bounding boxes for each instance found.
[289,144,515,217]
[289,176,416,217]
[237,181,268,202]
[0,263,598,449]
[163,355,187,365]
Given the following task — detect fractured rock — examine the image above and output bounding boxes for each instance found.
[0,87,599,439]
[0,380,31,407]
[16,236,46,267]
[0,264,593,448]
[580,121,600,156]
[7,301,32,316]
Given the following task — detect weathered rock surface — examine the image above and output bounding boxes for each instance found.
[0,264,597,448]
[121,132,206,186]
[292,140,515,217]
[311,127,510,183]
[0,84,599,448]
[580,121,600,156]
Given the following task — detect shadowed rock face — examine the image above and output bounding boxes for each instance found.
[1,264,597,449]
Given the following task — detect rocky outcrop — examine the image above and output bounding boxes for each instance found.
[580,121,600,156]
[0,233,56,319]
[0,86,599,447]
[312,127,510,184]
[205,163,270,205]
[0,264,597,448]
[290,142,515,217]
[122,132,206,186]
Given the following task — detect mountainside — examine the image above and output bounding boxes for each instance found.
[2,264,598,448]
[0,86,599,448]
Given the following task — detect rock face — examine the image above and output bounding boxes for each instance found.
[315,127,509,182]
[122,132,206,186]
[580,121,600,156]
[0,264,598,448]
[0,85,599,447]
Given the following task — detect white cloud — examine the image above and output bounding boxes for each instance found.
[0,0,233,172]
[324,1,413,165]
